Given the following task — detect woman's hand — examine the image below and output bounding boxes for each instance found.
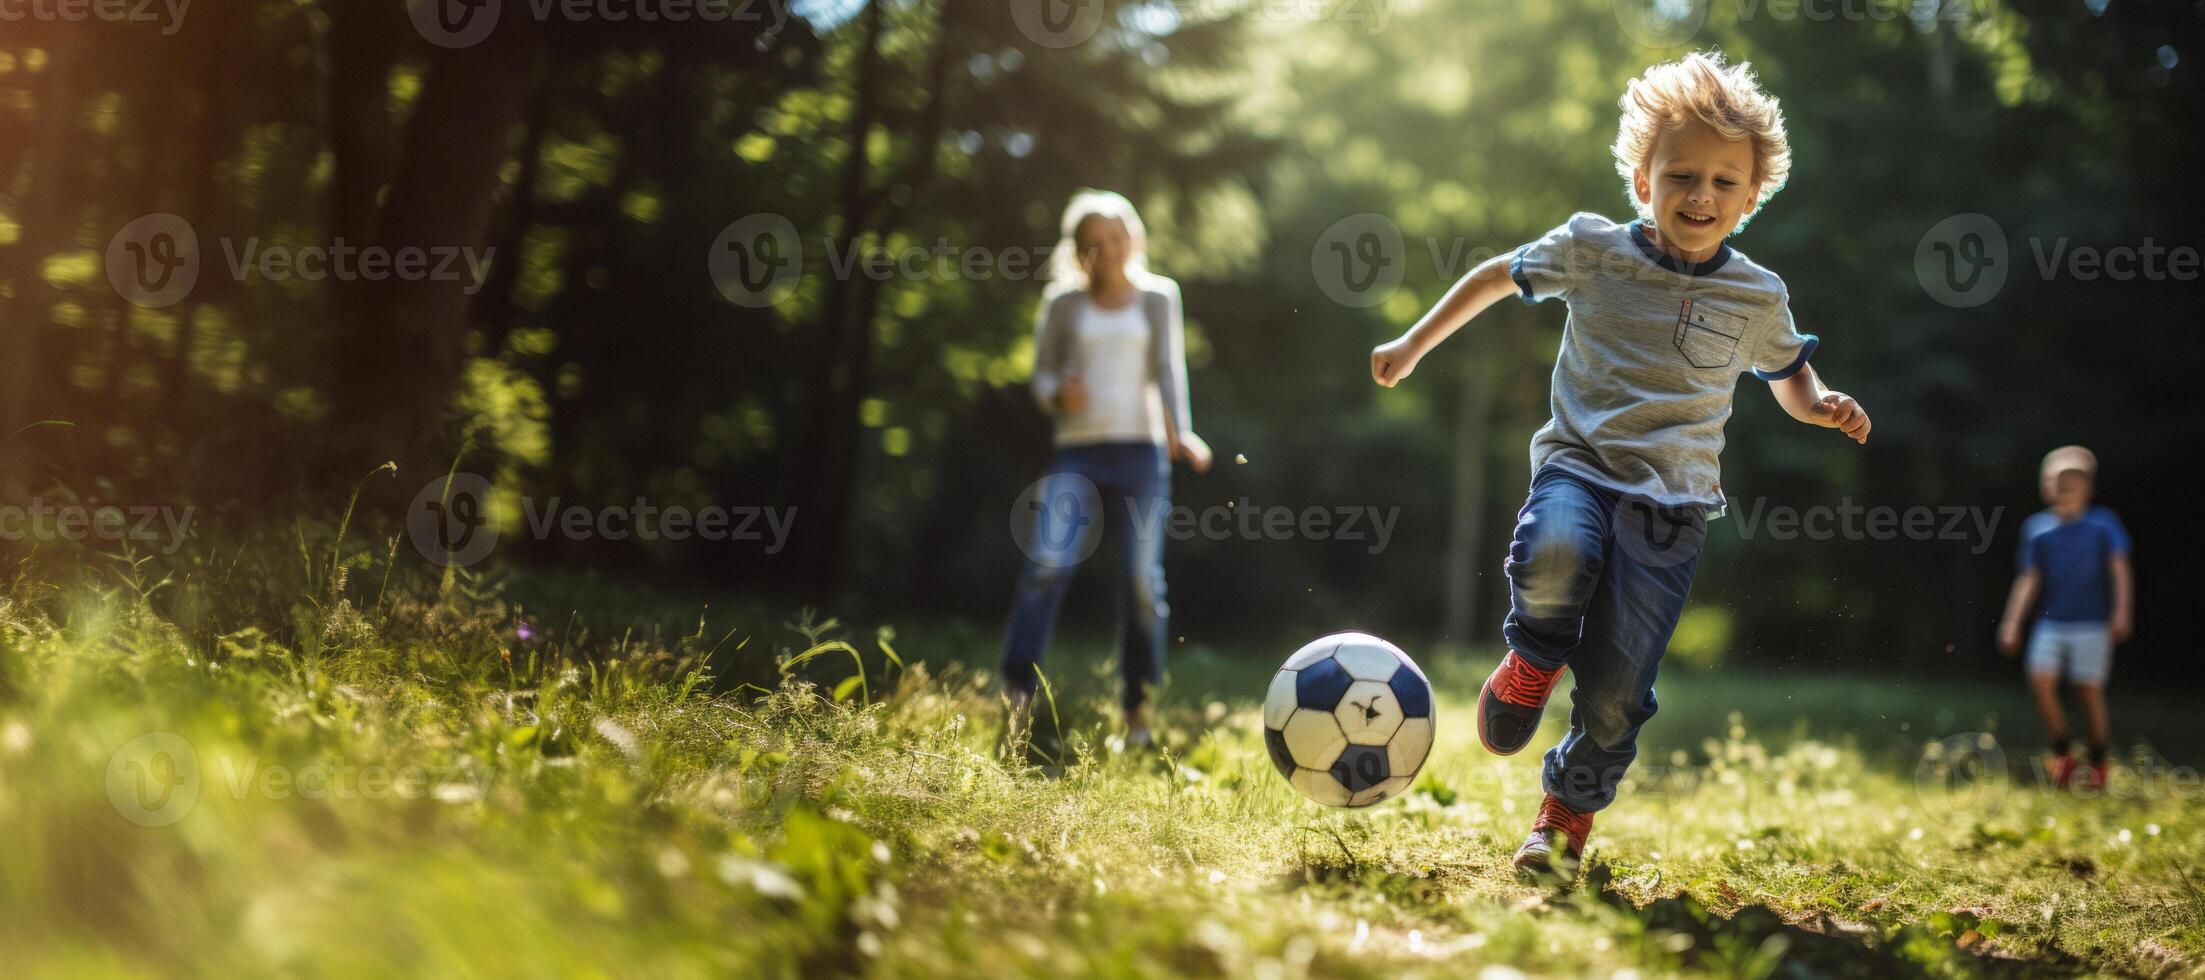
[1172,431,1213,474]
[1058,376,1089,415]
[1371,337,1424,388]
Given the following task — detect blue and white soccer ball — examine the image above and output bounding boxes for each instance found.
[1262,632,1434,807]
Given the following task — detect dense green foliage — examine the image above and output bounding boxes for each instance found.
[3,1,2200,672]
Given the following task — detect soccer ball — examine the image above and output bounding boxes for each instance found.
[1262,631,1434,807]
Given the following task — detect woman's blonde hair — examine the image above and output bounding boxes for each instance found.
[1613,51,1792,225]
[1047,188,1150,292]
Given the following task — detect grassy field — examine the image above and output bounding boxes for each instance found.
[4,545,2202,978]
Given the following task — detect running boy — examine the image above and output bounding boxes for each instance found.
[1996,445,2134,790]
[1369,52,1870,876]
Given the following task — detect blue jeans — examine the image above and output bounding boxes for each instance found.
[1001,442,1171,711]
[1501,465,1706,812]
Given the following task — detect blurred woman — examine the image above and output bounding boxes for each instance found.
[1001,190,1211,748]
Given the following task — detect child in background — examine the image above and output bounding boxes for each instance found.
[1997,445,2134,790]
[1370,52,1871,876]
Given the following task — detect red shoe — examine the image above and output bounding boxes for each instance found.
[2047,753,2076,788]
[2074,762,2107,791]
[1477,651,1567,756]
[1512,795,1595,878]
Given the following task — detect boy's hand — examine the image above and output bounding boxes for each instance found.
[1058,376,1089,415]
[1808,392,1871,444]
[2110,612,2133,644]
[1371,338,1424,388]
[1997,621,2023,657]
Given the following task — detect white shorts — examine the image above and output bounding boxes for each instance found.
[2025,620,2112,686]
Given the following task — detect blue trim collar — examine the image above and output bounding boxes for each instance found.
[1630,221,1733,277]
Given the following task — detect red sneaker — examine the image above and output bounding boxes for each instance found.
[1477,651,1567,756]
[2074,762,2107,791]
[1512,795,1595,878]
[2047,753,2076,788]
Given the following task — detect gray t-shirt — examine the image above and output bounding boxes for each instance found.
[1511,212,1817,510]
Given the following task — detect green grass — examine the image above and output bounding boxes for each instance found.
[3,544,2201,978]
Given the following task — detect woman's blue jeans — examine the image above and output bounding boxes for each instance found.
[1501,465,1707,813]
[1001,442,1171,711]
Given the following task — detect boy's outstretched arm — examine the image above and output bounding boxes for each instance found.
[1997,568,2041,656]
[1766,364,1871,444]
[2109,553,2134,642]
[1371,254,1517,387]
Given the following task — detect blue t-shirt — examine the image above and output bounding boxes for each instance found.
[2017,506,2131,623]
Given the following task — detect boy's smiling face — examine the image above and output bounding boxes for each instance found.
[1633,118,1760,263]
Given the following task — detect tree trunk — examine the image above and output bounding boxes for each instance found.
[334,33,539,485]
[792,0,961,601]
[324,1,402,247]
[163,0,251,425]
[473,67,555,355]
[0,30,86,495]
[790,0,889,601]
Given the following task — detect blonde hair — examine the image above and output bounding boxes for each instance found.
[1613,51,1792,225]
[1047,188,1150,292]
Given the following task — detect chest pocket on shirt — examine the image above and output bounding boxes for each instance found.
[1673,298,1749,369]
